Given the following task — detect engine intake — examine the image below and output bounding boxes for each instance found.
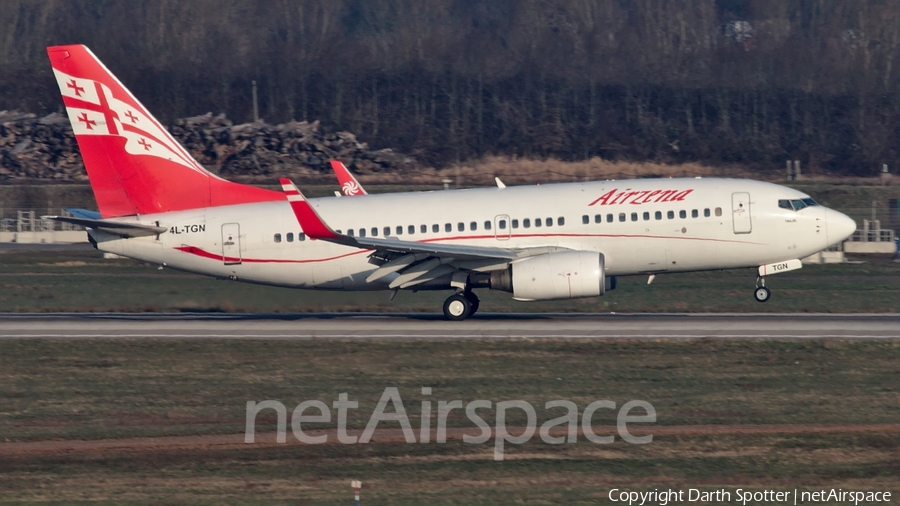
[489,251,614,301]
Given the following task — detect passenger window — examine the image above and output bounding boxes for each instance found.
[432,224,439,233]
[655,211,662,220]
[470,221,477,231]
[287,232,294,242]
[384,226,391,236]
[409,225,415,235]
[444,223,451,232]
[484,221,492,230]
[704,208,711,217]
[619,213,626,222]
[715,207,722,217]
[558,217,565,226]
[274,233,282,243]
[499,220,507,229]
[631,212,638,221]
[595,214,602,223]
[299,233,306,241]
[546,217,553,227]
[359,228,366,237]
[458,222,465,232]
[691,209,698,218]
[582,215,589,224]
[372,227,378,237]
[606,214,613,223]
[667,211,674,219]
[679,210,686,219]
[643,212,650,221]
[512,219,519,229]
[396,226,403,235]
[535,218,542,227]
[523,218,531,228]
[347,229,355,237]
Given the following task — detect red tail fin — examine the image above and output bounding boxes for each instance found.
[330,160,368,196]
[47,45,281,217]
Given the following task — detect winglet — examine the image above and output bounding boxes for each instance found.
[279,178,342,240]
[330,160,368,196]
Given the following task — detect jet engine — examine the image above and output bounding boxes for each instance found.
[488,251,615,301]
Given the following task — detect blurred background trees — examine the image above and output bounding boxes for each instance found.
[1,0,899,174]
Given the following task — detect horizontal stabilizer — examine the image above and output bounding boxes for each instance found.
[64,208,102,220]
[44,215,167,238]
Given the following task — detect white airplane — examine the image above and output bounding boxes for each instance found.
[46,44,857,320]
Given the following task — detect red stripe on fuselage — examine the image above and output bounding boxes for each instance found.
[175,245,369,264]
[174,231,764,265]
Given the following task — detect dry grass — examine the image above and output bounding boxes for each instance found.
[264,155,899,188]
[1,339,898,503]
[352,156,753,186]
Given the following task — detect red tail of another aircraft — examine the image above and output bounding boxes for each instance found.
[330,160,368,196]
[47,45,281,217]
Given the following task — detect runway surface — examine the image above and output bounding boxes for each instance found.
[1,313,898,339]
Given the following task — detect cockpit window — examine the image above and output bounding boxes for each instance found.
[779,198,819,211]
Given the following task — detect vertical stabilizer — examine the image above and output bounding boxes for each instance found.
[330,160,368,196]
[47,45,281,217]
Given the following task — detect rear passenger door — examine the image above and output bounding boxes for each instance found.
[221,223,242,264]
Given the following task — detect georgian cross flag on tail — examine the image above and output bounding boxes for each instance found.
[52,67,204,175]
[47,45,282,217]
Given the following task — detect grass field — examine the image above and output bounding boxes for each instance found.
[1,248,898,314]
[0,338,898,504]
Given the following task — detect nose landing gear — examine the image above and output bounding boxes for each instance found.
[754,277,771,302]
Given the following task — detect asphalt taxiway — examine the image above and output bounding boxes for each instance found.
[1,313,898,340]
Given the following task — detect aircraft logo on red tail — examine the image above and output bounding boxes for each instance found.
[341,180,363,196]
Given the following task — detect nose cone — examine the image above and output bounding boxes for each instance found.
[827,210,856,246]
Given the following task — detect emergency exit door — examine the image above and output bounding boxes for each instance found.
[732,192,752,234]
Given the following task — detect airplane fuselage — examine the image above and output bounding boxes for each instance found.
[92,178,846,291]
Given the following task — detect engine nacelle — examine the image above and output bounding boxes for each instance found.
[490,251,610,301]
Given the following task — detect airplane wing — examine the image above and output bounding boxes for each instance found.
[280,178,557,288]
[331,160,368,196]
[43,215,167,238]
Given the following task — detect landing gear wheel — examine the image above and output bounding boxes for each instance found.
[754,286,771,303]
[464,292,480,315]
[443,293,472,321]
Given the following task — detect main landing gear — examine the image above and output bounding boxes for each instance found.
[442,291,480,321]
[754,277,771,303]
